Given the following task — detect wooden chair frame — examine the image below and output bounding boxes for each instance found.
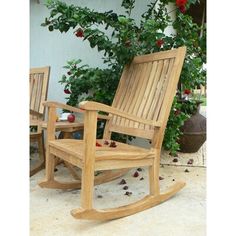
[39,47,187,220]
[30,66,50,176]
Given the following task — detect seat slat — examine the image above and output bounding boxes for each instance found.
[49,139,154,161]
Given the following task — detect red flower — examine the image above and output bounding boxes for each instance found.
[133,171,139,177]
[174,110,181,116]
[75,28,84,38]
[125,40,131,47]
[156,39,164,47]
[179,5,186,13]
[184,89,191,95]
[64,89,71,94]
[96,141,102,147]
[176,0,187,7]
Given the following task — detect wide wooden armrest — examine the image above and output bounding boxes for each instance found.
[79,101,162,127]
[43,101,82,113]
[43,101,111,121]
[30,109,43,118]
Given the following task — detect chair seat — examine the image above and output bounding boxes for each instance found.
[49,139,155,163]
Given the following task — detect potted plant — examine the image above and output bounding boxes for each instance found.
[176,89,206,153]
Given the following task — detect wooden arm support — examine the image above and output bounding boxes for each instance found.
[79,101,162,127]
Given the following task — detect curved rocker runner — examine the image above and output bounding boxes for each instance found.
[39,168,129,190]
[39,47,187,220]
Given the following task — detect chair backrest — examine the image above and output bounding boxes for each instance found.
[30,66,50,120]
[105,47,186,145]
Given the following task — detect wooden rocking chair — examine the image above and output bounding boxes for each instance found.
[39,47,186,220]
[30,66,50,176]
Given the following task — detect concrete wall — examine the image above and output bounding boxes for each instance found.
[30,0,150,103]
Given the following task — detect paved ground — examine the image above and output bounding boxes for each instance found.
[30,106,206,235]
[30,152,206,236]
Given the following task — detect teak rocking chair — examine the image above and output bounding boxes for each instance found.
[39,47,186,220]
[30,66,50,176]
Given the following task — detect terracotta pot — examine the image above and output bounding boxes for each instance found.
[178,103,206,153]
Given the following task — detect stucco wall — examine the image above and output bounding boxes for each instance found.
[30,0,151,103]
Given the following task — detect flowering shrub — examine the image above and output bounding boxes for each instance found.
[42,0,206,154]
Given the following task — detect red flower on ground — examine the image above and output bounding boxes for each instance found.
[75,28,84,38]
[156,39,164,47]
[179,5,186,13]
[184,89,191,95]
[96,141,102,147]
[64,89,71,94]
[176,0,187,7]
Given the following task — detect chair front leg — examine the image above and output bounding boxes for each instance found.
[45,148,56,181]
[80,110,97,209]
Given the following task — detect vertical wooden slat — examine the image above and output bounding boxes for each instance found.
[129,62,153,128]
[144,59,169,130]
[141,60,163,130]
[152,58,175,121]
[30,74,38,111]
[115,63,141,126]
[112,64,132,108]
[34,73,43,112]
[40,68,50,114]
[111,64,135,125]
[120,63,148,127]
[138,61,159,129]
[29,74,34,106]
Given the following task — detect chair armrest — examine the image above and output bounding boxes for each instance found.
[30,109,44,118]
[43,101,111,121]
[79,101,162,127]
[43,101,83,113]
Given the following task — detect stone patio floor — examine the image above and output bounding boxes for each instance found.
[30,106,206,235]
[30,143,206,236]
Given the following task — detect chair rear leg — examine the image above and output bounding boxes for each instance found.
[30,135,45,177]
[149,151,161,196]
